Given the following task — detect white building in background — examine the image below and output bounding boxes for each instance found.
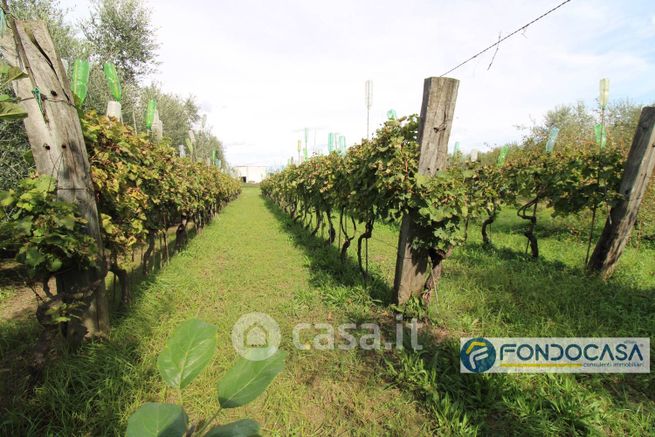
[233,165,268,183]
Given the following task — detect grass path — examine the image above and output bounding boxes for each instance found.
[3,186,654,435]
[3,186,432,436]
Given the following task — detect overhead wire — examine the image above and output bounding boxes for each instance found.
[440,0,574,77]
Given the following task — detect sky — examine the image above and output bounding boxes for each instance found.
[60,0,655,167]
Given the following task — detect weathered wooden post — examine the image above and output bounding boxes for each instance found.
[393,77,459,304]
[0,18,110,343]
[588,106,655,278]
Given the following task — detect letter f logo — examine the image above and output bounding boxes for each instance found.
[461,338,496,373]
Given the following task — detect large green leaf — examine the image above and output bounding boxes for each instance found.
[218,351,286,409]
[24,246,45,268]
[0,101,28,120]
[0,191,15,207]
[205,419,260,437]
[126,403,188,437]
[157,319,217,389]
[46,255,63,272]
[0,61,28,87]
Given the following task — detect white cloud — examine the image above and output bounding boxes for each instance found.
[61,0,655,165]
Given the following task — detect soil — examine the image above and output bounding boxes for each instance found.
[0,260,38,322]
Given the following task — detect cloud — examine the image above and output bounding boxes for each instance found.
[62,0,655,164]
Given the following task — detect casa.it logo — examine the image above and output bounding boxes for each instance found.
[461,337,496,373]
[231,312,281,361]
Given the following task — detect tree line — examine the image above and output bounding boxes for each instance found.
[0,0,226,193]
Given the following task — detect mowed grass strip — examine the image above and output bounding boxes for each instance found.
[305,203,655,436]
[2,186,432,436]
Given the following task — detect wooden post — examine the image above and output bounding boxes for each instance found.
[0,19,110,342]
[588,107,655,278]
[393,77,459,304]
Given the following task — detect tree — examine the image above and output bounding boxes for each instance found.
[521,101,596,153]
[83,0,159,83]
[8,0,84,59]
[137,84,200,147]
[521,100,643,154]
[489,99,655,243]
[1,0,81,194]
[604,99,642,151]
[194,122,226,167]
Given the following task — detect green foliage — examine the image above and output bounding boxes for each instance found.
[0,120,32,194]
[543,149,623,216]
[204,419,259,437]
[496,147,624,216]
[191,119,226,168]
[1,0,221,199]
[218,352,287,408]
[0,61,28,121]
[390,295,432,321]
[0,175,96,279]
[157,319,218,390]
[139,84,201,147]
[0,112,238,329]
[0,97,27,120]
[126,403,188,437]
[520,100,642,154]
[126,319,285,437]
[8,0,83,60]
[503,98,655,240]
[3,189,653,435]
[522,101,596,152]
[460,161,511,224]
[263,115,480,256]
[411,170,469,252]
[263,113,628,265]
[81,112,240,260]
[83,0,160,83]
[262,116,422,235]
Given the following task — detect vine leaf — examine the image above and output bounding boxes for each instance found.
[157,319,217,389]
[205,419,260,437]
[0,101,28,120]
[218,351,286,408]
[126,403,188,437]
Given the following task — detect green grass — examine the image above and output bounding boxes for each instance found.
[0,288,11,305]
[354,207,655,436]
[264,196,655,435]
[0,187,430,435]
[1,186,653,436]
